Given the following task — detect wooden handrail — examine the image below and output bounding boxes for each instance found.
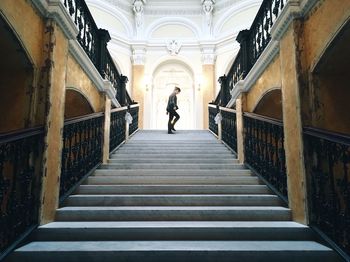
[64,112,104,125]
[303,126,350,146]
[243,112,283,126]
[0,126,44,144]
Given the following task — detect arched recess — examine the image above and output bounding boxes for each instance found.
[310,20,350,134]
[64,88,95,119]
[0,15,35,133]
[150,60,195,129]
[253,88,283,120]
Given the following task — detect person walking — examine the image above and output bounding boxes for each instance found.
[166,87,181,134]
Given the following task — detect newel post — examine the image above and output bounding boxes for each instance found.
[97,29,111,77]
[218,75,228,106]
[119,75,128,106]
[236,29,251,77]
[235,94,246,164]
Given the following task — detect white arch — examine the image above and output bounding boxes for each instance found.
[214,0,262,37]
[148,54,198,78]
[146,17,201,39]
[86,0,134,38]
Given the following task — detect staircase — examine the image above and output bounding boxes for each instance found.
[8,130,341,261]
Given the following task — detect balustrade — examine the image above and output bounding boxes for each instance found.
[221,108,237,152]
[303,127,350,255]
[244,112,287,201]
[208,105,219,136]
[109,108,127,152]
[60,113,104,199]
[129,105,139,136]
[0,127,44,256]
[214,0,287,105]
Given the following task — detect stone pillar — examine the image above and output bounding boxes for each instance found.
[39,20,69,224]
[131,46,146,129]
[235,94,246,164]
[202,46,216,129]
[279,21,308,224]
[102,97,111,164]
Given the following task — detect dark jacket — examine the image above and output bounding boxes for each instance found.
[166,93,178,112]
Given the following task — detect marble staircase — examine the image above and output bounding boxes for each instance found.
[7,130,341,262]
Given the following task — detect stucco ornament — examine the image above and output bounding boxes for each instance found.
[125,112,133,124]
[133,0,146,28]
[214,112,222,124]
[166,40,182,56]
[202,0,215,26]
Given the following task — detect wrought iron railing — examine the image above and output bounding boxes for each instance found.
[60,113,104,199]
[0,127,44,256]
[244,112,287,201]
[221,108,237,152]
[214,0,287,105]
[109,107,127,152]
[62,0,134,105]
[208,105,219,136]
[303,127,350,256]
[129,105,139,136]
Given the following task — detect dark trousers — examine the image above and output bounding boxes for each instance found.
[168,110,180,132]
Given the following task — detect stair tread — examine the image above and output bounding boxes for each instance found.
[15,241,332,252]
[40,221,307,229]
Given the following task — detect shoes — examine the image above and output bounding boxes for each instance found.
[171,126,176,131]
[168,131,174,134]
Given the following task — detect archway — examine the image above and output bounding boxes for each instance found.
[64,89,95,119]
[253,89,283,120]
[151,61,195,130]
[0,15,34,133]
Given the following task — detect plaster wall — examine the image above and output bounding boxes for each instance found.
[66,54,105,113]
[245,55,282,113]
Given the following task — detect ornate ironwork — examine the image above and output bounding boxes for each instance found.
[63,0,99,66]
[244,112,287,200]
[110,108,127,152]
[129,106,139,136]
[60,113,104,199]
[214,0,286,104]
[208,106,219,136]
[0,127,44,254]
[221,109,237,152]
[304,127,350,255]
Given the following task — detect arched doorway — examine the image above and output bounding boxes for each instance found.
[151,61,195,130]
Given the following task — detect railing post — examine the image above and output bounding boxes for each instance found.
[102,97,111,164]
[97,29,111,77]
[119,75,128,106]
[218,75,228,106]
[235,94,246,164]
[217,105,222,141]
[236,29,251,78]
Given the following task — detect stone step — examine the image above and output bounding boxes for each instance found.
[63,194,282,207]
[121,143,225,147]
[110,154,235,159]
[113,149,233,154]
[85,175,261,185]
[108,158,239,164]
[92,169,252,176]
[98,163,245,170]
[76,185,270,195]
[116,148,231,153]
[55,206,291,221]
[32,221,314,241]
[9,241,340,262]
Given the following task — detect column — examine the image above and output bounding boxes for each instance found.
[201,46,216,129]
[279,21,308,224]
[39,20,69,224]
[131,45,146,129]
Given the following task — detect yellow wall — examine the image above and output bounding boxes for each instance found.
[245,56,282,113]
[66,55,105,113]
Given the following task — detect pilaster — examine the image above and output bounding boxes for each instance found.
[279,21,308,224]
